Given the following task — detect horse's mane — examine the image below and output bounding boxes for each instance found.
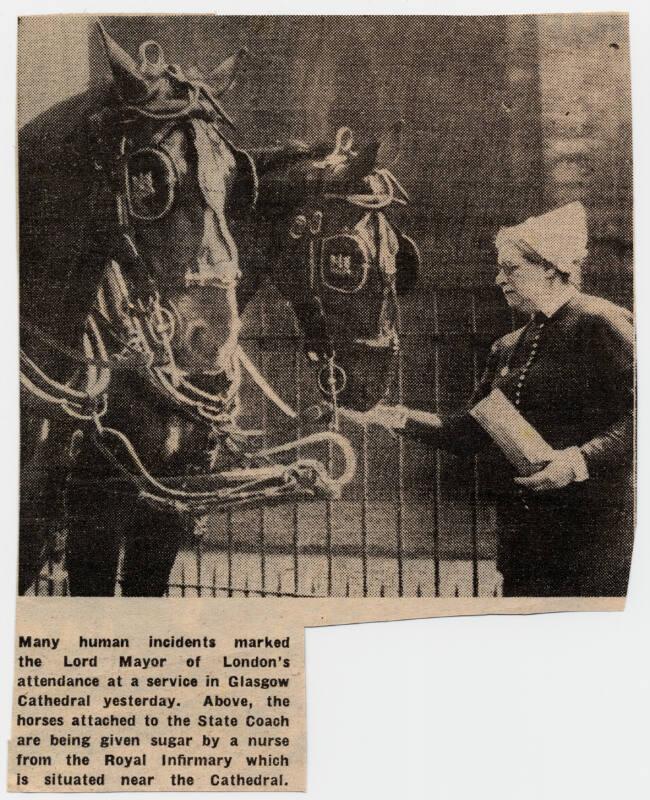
[19,85,117,349]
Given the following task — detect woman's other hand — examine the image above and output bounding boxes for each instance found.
[513,447,589,492]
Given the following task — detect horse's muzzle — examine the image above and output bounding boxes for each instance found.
[169,285,241,374]
[318,341,398,413]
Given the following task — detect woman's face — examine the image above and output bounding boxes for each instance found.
[495,246,548,314]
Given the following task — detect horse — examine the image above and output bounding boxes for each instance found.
[19,25,261,596]
[19,27,419,597]
[234,124,420,419]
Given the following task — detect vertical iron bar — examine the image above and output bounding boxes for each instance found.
[116,537,125,598]
[325,439,334,596]
[324,346,335,596]
[395,343,405,597]
[432,290,442,597]
[226,511,233,598]
[292,349,301,595]
[360,424,369,597]
[470,292,480,597]
[258,322,267,598]
[195,536,202,598]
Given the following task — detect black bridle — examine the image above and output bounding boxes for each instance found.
[274,167,409,421]
[87,91,257,424]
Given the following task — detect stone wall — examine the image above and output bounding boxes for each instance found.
[18,16,90,129]
[536,13,632,304]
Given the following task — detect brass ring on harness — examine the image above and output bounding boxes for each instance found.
[317,361,347,397]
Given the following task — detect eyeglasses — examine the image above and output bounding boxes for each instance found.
[498,261,525,278]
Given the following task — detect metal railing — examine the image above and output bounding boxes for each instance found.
[30,286,511,598]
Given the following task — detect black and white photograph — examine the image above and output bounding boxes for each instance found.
[18,13,634,601]
[5,6,650,799]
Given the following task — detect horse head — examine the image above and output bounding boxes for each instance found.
[251,124,420,412]
[88,25,256,412]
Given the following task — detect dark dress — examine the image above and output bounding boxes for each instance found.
[402,292,634,597]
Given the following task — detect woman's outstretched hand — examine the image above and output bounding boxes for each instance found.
[366,403,410,430]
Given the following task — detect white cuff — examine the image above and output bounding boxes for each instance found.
[565,446,589,482]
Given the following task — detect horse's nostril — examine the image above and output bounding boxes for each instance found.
[186,320,214,359]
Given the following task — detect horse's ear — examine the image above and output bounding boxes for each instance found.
[98,22,150,103]
[210,48,249,97]
[376,119,403,168]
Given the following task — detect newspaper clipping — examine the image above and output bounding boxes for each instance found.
[12,13,635,792]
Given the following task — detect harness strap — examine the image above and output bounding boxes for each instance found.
[21,320,150,373]
[324,169,409,209]
[91,417,356,514]
[237,346,298,419]
[252,431,357,493]
[20,355,109,423]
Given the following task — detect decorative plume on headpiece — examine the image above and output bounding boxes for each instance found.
[495,201,588,284]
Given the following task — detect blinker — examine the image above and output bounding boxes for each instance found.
[320,233,371,294]
[125,146,178,221]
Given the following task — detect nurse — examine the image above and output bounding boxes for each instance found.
[370,202,634,596]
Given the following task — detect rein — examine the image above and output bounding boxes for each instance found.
[21,216,357,514]
[22,293,358,514]
[20,315,111,421]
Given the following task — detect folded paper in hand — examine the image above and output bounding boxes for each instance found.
[469,388,554,476]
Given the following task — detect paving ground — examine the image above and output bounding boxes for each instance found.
[29,551,502,598]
